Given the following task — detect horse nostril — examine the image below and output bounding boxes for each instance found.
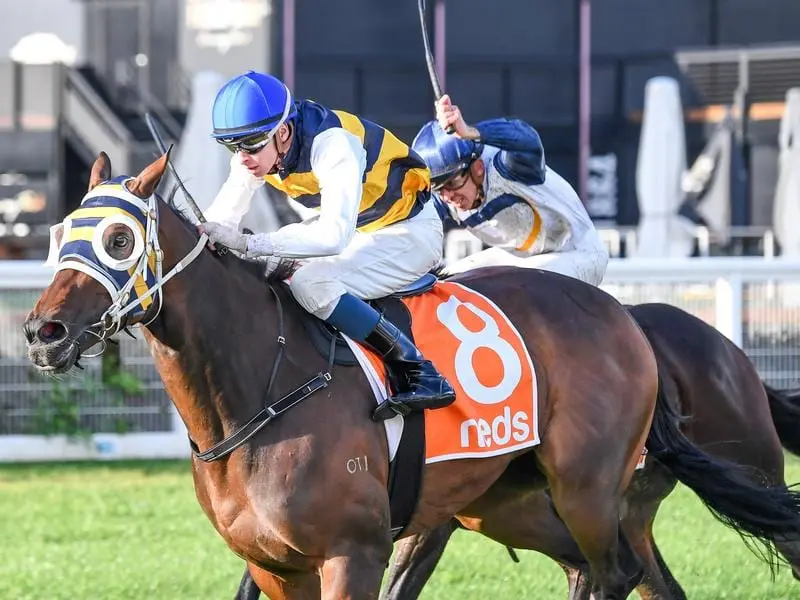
[36,321,67,344]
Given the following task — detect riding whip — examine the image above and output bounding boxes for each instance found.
[417,0,455,134]
[145,112,229,255]
[144,112,206,224]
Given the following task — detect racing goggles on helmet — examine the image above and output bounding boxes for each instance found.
[216,86,293,155]
[218,131,273,155]
[431,164,473,193]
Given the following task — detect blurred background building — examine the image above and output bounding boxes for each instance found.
[1,0,799,260]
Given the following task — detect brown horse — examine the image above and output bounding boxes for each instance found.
[378,303,800,600]
[23,153,800,599]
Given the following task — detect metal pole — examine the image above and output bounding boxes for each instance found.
[137,0,151,104]
[732,52,750,228]
[283,0,296,90]
[434,0,446,90]
[577,0,591,205]
[11,61,21,130]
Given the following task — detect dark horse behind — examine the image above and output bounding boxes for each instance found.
[374,304,800,599]
[23,152,800,599]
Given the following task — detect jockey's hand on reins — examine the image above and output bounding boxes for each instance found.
[197,223,243,256]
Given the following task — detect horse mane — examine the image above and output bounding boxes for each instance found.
[159,183,298,284]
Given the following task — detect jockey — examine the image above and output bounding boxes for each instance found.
[199,71,455,418]
[412,95,609,284]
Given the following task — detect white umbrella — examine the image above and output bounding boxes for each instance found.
[772,88,800,306]
[9,32,77,65]
[774,88,800,257]
[633,76,694,258]
[680,114,734,245]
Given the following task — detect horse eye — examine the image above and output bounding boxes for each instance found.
[113,233,129,248]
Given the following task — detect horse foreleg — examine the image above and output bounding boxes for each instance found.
[382,520,459,600]
[319,546,389,600]
[247,562,320,600]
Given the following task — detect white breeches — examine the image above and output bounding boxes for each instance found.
[444,229,609,286]
[290,200,444,319]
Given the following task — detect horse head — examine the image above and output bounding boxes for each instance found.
[24,150,206,373]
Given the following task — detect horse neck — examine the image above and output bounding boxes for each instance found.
[142,214,281,452]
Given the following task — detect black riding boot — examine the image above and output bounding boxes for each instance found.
[364,316,456,421]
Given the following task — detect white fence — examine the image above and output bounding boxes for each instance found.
[2,257,800,462]
[0,261,191,461]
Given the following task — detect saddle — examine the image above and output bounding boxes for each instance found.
[301,272,437,367]
[299,271,437,539]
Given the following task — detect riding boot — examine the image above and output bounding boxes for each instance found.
[323,293,456,421]
[363,315,456,420]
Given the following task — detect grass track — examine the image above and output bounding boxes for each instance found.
[1,458,798,599]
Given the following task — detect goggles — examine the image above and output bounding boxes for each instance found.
[432,165,473,193]
[218,131,273,155]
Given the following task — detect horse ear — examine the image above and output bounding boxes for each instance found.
[88,152,112,191]
[44,223,66,267]
[128,147,171,199]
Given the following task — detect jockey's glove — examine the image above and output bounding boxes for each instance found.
[201,222,273,258]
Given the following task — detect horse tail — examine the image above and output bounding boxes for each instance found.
[647,377,800,572]
[764,384,800,457]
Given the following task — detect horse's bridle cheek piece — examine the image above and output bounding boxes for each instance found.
[47,179,208,357]
[47,179,333,461]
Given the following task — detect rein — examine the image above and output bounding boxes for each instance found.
[56,173,335,462]
[61,183,210,354]
[189,284,335,462]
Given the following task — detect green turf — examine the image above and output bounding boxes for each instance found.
[0,458,798,599]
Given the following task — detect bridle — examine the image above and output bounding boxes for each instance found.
[50,178,334,462]
[52,180,208,356]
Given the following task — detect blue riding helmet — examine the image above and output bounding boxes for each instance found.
[211,71,297,141]
[412,120,482,189]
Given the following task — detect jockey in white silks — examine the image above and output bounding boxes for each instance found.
[197,71,455,419]
[412,95,609,285]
